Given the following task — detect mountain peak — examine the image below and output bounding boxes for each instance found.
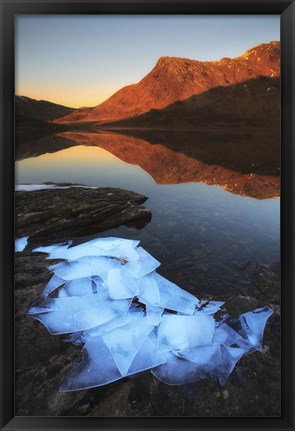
[56,41,280,124]
[240,41,280,58]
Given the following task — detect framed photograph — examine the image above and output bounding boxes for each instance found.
[1,0,294,430]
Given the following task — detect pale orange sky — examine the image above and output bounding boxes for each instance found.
[15,81,131,109]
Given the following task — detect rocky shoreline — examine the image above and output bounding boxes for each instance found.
[14,185,280,417]
[15,185,152,243]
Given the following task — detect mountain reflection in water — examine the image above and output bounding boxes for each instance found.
[15,129,280,298]
[16,129,279,199]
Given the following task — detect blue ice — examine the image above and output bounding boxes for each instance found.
[157,314,215,351]
[28,236,273,392]
[30,295,120,334]
[15,236,29,253]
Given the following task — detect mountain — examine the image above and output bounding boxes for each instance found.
[56,41,280,124]
[104,76,280,129]
[15,95,76,122]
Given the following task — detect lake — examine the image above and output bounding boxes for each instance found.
[15,130,280,300]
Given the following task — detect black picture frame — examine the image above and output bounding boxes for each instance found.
[0,0,294,430]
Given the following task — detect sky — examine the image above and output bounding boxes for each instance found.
[15,15,280,108]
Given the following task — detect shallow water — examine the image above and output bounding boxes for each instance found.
[15,133,280,299]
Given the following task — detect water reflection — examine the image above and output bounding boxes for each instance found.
[16,130,279,199]
[15,130,280,298]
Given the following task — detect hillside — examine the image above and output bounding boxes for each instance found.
[15,95,76,122]
[56,41,280,124]
[106,76,280,129]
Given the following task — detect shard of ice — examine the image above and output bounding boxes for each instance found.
[102,316,154,376]
[29,295,120,334]
[60,334,166,392]
[49,256,120,281]
[28,236,273,392]
[41,274,65,299]
[157,314,215,351]
[218,306,274,352]
[146,305,164,326]
[15,236,29,253]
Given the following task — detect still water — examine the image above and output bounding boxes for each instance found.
[16,134,280,299]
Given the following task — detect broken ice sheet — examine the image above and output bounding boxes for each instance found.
[15,236,29,253]
[82,313,132,341]
[138,273,198,315]
[157,314,215,351]
[151,350,206,385]
[137,273,161,306]
[107,268,137,300]
[41,274,65,299]
[123,247,161,278]
[102,316,155,376]
[60,334,166,392]
[33,241,72,255]
[29,295,120,334]
[49,256,120,281]
[61,277,95,297]
[153,273,199,314]
[28,236,274,392]
[199,344,247,387]
[35,237,140,262]
[151,344,246,387]
[221,306,273,351]
[146,305,164,326]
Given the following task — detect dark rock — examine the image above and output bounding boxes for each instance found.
[247,262,280,304]
[15,186,152,242]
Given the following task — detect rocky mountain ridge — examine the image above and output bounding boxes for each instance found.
[55,41,280,123]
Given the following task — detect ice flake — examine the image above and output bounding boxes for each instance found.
[240,307,273,350]
[15,236,29,253]
[107,268,137,299]
[123,247,160,278]
[151,343,246,386]
[157,314,215,351]
[29,295,119,335]
[49,256,120,281]
[60,335,122,391]
[57,289,69,298]
[33,241,72,256]
[137,274,161,306]
[217,345,247,386]
[41,274,65,299]
[28,302,56,314]
[175,344,219,364]
[62,277,94,297]
[153,273,199,314]
[39,237,140,262]
[221,306,273,351]
[102,317,154,376]
[151,351,203,385]
[200,344,247,386]
[127,336,166,375]
[146,305,164,326]
[90,237,140,252]
[82,313,132,341]
[60,334,166,392]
